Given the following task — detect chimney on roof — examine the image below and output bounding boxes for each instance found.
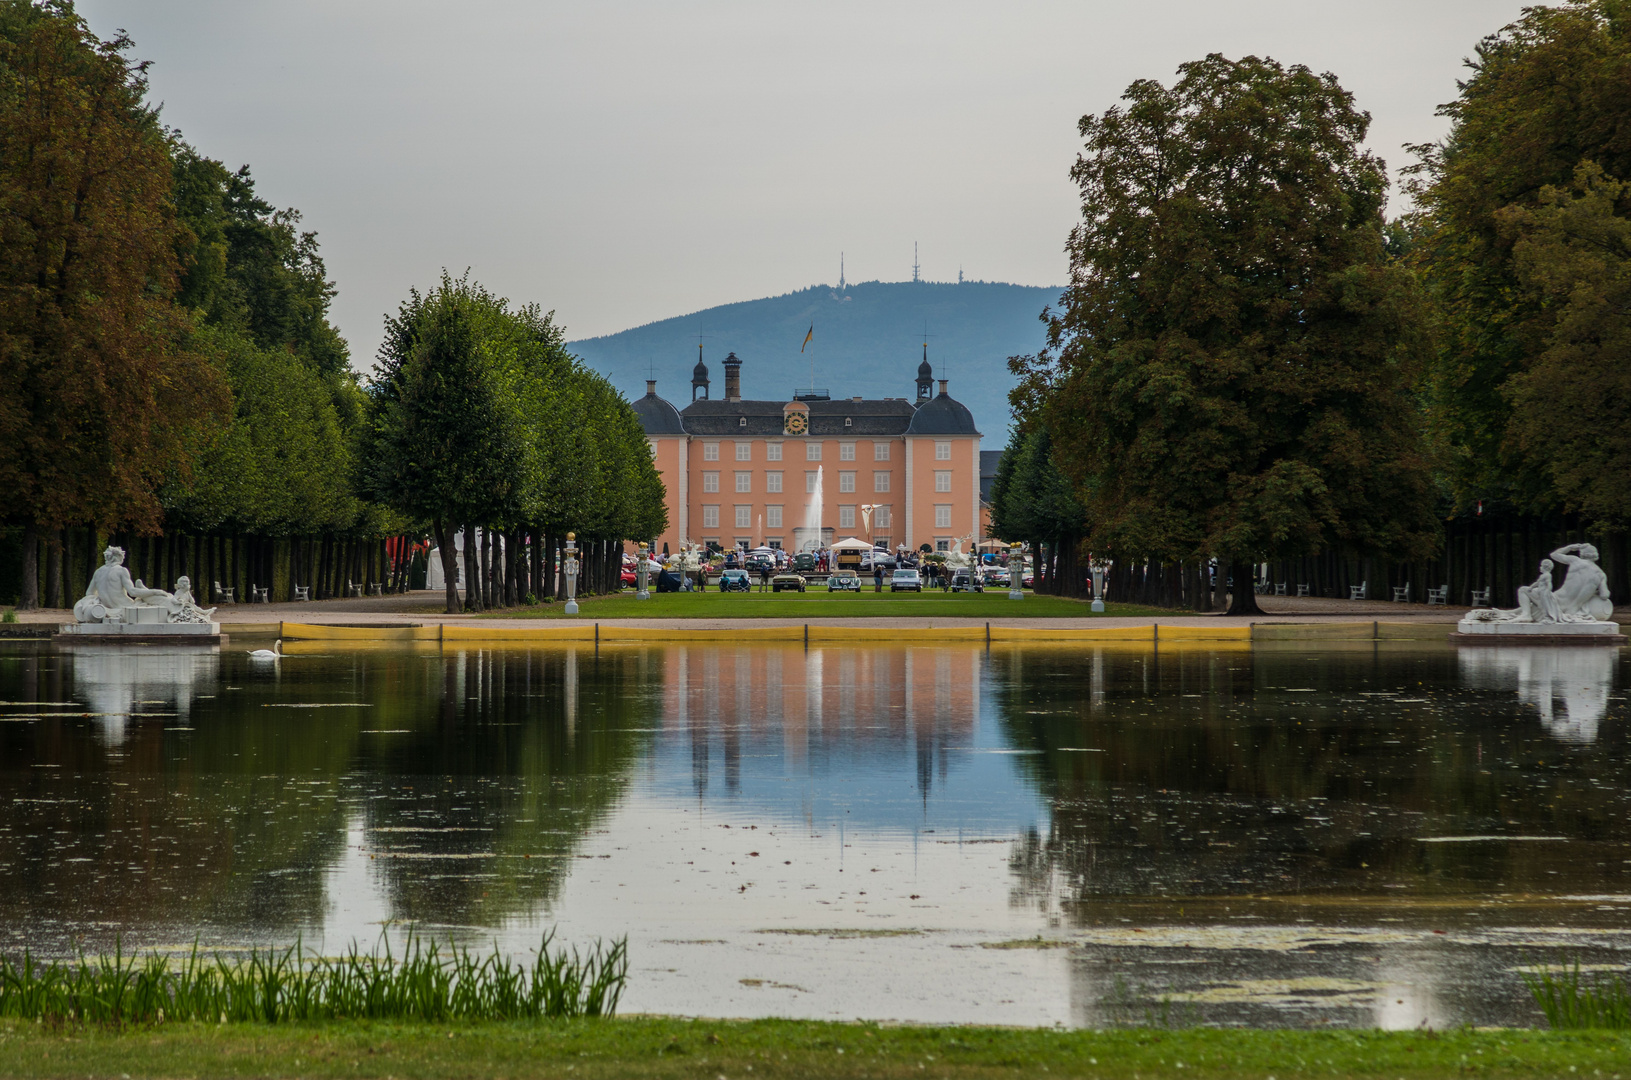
[645,380,657,397]
[723,352,743,402]
[938,379,948,396]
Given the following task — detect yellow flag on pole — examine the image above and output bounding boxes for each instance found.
[801,324,813,353]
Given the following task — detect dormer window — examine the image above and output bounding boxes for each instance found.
[738,416,747,427]
[844,417,852,427]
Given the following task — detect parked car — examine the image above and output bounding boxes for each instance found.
[985,568,1009,587]
[718,569,752,592]
[792,552,817,573]
[950,569,982,593]
[771,572,807,593]
[890,568,922,592]
[827,570,861,592]
[861,549,897,571]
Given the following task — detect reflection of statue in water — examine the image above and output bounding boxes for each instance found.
[73,547,172,623]
[1470,544,1614,624]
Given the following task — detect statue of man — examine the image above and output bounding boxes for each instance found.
[1549,543,1614,621]
[72,546,173,623]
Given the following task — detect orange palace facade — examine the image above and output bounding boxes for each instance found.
[632,350,982,555]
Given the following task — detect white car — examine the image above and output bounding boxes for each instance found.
[890,568,922,592]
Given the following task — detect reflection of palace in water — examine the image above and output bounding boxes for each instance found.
[655,646,981,798]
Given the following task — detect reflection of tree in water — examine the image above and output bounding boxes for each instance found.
[989,645,1631,914]
[352,647,657,925]
[0,645,656,947]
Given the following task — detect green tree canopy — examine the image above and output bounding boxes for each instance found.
[1022,53,1438,612]
[1407,0,1631,520]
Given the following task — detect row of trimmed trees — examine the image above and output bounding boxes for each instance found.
[993,2,1631,612]
[0,5,662,611]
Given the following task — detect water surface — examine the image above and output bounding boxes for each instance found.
[1,638,1626,1028]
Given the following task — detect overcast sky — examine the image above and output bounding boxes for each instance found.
[78,1,1528,371]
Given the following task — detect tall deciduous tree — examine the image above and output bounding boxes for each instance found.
[0,2,227,607]
[1407,0,1631,517]
[1025,54,1438,614]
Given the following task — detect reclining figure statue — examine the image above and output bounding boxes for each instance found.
[72,547,215,624]
[1469,543,1614,624]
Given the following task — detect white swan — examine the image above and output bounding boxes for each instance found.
[249,639,283,661]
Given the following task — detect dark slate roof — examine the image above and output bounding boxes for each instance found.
[980,450,1004,504]
[631,389,686,435]
[679,398,916,437]
[905,391,980,436]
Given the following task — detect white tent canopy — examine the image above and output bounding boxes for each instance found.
[829,537,873,551]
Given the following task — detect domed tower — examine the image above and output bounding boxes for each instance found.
[691,345,710,401]
[916,344,933,401]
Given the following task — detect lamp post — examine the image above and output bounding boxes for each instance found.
[564,532,580,615]
[636,540,650,600]
[1008,542,1025,600]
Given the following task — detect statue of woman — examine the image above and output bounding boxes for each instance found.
[1516,559,1564,623]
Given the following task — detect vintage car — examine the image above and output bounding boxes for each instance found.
[717,568,753,593]
[949,569,983,593]
[826,570,861,592]
[771,572,807,593]
[792,551,818,573]
[890,568,923,592]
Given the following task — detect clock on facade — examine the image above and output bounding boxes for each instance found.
[783,412,808,436]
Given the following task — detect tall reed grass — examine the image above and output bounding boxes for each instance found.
[1523,960,1631,1029]
[0,930,626,1026]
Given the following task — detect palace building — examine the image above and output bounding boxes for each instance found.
[631,349,981,555]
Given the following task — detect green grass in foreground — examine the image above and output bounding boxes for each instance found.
[490,588,1167,620]
[0,1018,1624,1078]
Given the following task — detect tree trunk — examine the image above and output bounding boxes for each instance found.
[1222,555,1264,615]
[18,521,41,610]
[432,520,462,614]
[463,524,482,612]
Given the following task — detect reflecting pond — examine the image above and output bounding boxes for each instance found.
[0,639,1627,1028]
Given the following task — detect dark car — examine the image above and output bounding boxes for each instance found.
[792,552,817,573]
[950,569,982,593]
[718,569,752,593]
[890,568,922,592]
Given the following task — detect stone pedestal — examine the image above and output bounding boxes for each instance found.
[1453,619,1624,645]
[58,621,222,644]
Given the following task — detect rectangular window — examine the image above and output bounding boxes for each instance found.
[805,471,819,493]
[936,539,950,552]
[875,505,891,529]
[735,505,752,529]
[873,441,890,461]
[766,505,783,528]
[735,441,752,461]
[765,471,782,493]
[935,441,951,461]
[839,442,856,461]
[703,442,719,461]
[806,442,822,461]
[702,472,719,493]
[702,505,719,529]
[735,471,751,493]
[766,442,782,461]
[934,470,952,493]
[838,471,856,493]
[935,504,952,529]
[874,535,890,549]
[839,505,855,529]
[873,471,890,493]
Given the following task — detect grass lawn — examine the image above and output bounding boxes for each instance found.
[489,588,1167,620]
[0,1017,1621,1078]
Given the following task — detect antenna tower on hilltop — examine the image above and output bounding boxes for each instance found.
[839,252,846,292]
[912,242,921,284]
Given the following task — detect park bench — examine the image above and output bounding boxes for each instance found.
[212,582,235,604]
[1296,584,1310,597]
[1391,584,1411,602]
[250,585,270,603]
[370,583,385,596]
[1426,585,1448,605]
[346,582,364,598]
[1348,581,1368,601]
[1274,583,1287,596]
[292,585,311,602]
[1470,587,1492,606]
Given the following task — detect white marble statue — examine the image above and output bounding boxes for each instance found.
[1468,543,1615,624]
[944,534,973,570]
[73,546,175,623]
[161,576,217,624]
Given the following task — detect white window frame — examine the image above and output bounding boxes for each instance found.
[734,471,751,493]
[734,505,752,529]
[838,471,856,493]
[873,471,890,493]
[935,441,951,461]
[703,442,719,461]
[735,441,752,461]
[702,472,719,493]
[765,471,783,493]
[839,442,856,461]
[935,504,952,529]
[934,470,952,493]
[873,441,890,461]
[766,505,783,528]
[805,471,820,494]
[766,442,783,461]
[702,505,719,529]
[806,442,822,461]
[838,505,855,529]
[875,505,891,529]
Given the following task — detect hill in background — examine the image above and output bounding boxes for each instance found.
[568,280,1059,438]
